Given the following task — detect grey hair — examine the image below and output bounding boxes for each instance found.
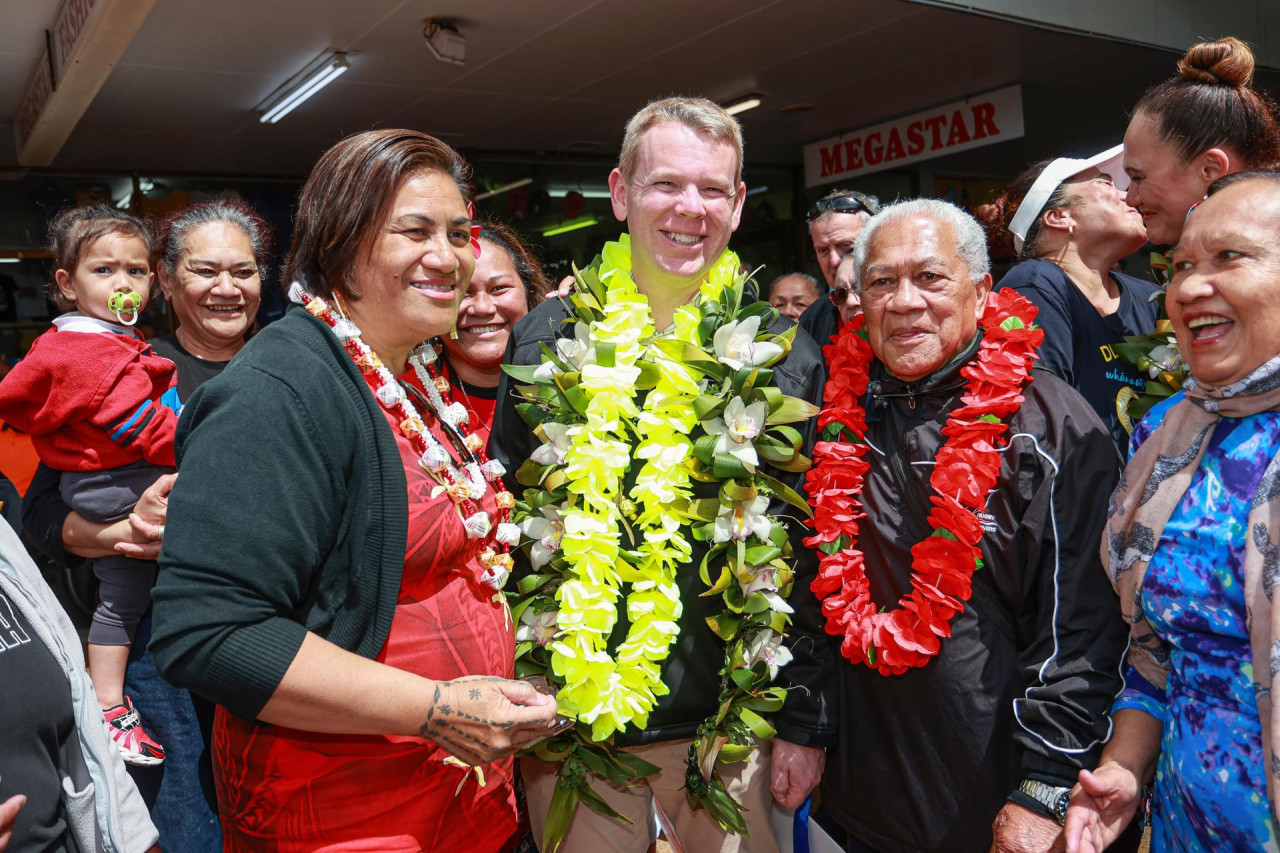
[767,271,824,298]
[850,198,990,293]
[156,198,272,280]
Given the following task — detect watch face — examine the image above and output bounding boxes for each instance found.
[1053,791,1071,820]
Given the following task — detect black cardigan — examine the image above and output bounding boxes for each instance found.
[149,307,409,720]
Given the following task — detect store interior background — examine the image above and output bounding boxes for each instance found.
[3,0,1279,361]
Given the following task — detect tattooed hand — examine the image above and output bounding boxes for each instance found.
[418,675,558,765]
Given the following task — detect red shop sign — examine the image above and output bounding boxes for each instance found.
[803,85,1024,188]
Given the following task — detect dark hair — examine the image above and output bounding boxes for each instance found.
[808,188,881,228]
[982,159,1072,260]
[1134,37,1280,168]
[476,221,551,310]
[766,271,823,298]
[46,204,153,311]
[283,129,473,301]
[1206,168,1280,197]
[156,199,273,281]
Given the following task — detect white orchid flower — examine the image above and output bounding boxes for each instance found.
[515,608,559,646]
[703,397,767,470]
[520,505,565,569]
[713,315,783,371]
[740,567,795,614]
[744,629,794,679]
[712,495,772,544]
[1147,342,1185,378]
[533,322,593,379]
[531,421,575,466]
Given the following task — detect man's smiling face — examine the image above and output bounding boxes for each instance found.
[608,121,745,296]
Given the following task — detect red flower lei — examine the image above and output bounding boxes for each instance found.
[803,289,1043,675]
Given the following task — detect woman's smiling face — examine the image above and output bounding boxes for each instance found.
[162,222,261,347]
[442,238,531,385]
[344,169,475,372]
[1169,178,1280,387]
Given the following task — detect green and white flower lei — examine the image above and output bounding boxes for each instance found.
[505,234,816,846]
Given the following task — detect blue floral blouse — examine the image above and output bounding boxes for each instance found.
[1114,393,1280,851]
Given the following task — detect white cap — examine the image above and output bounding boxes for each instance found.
[1008,144,1129,253]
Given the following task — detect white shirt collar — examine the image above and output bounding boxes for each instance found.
[52,313,139,336]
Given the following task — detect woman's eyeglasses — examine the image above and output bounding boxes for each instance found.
[808,196,873,222]
[829,285,854,306]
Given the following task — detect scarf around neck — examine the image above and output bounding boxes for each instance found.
[1102,351,1280,830]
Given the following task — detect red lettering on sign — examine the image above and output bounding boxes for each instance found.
[971,101,998,139]
[906,121,925,156]
[55,0,99,70]
[946,110,971,146]
[863,132,883,166]
[923,115,947,151]
[16,55,54,148]
[820,144,843,178]
[885,127,906,162]
[843,138,863,170]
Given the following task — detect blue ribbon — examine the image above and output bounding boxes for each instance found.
[794,794,812,853]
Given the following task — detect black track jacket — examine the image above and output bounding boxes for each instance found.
[820,335,1129,853]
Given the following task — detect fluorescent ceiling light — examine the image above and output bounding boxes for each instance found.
[542,217,599,237]
[724,95,762,117]
[0,257,22,263]
[745,185,770,197]
[475,178,533,201]
[547,185,611,199]
[259,52,350,124]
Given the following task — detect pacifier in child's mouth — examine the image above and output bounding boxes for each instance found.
[107,291,143,326]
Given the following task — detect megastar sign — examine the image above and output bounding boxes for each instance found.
[803,85,1024,187]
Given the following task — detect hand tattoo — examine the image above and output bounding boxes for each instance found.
[417,677,525,765]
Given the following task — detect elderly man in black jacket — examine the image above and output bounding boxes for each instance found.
[490,96,833,853]
[812,199,1128,853]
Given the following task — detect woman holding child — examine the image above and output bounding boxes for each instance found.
[18,199,271,852]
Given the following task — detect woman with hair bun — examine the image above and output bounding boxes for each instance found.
[1123,36,1280,245]
[991,147,1156,456]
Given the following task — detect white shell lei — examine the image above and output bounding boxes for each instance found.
[288,282,514,590]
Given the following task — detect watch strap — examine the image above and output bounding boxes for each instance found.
[1009,779,1071,826]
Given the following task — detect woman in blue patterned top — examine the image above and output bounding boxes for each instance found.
[1063,173,1280,852]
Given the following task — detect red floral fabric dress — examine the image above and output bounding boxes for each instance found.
[399,360,497,445]
[213,378,518,853]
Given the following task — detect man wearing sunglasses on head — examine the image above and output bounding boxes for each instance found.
[798,189,880,350]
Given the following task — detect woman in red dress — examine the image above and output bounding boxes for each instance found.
[149,130,559,852]
[403,221,551,444]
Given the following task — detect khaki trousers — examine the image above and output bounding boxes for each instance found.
[522,737,779,853]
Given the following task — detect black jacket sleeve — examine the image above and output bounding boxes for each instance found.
[1008,375,1128,785]
[488,300,568,498]
[798,297,839,356]
[20,462,78,569]
[773,327,839,747]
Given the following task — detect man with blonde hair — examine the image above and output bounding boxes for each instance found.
[492,96,833,853]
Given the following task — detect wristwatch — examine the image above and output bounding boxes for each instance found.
[1017,779,1071,826]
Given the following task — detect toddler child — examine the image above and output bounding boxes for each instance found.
[0,205,177,765]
